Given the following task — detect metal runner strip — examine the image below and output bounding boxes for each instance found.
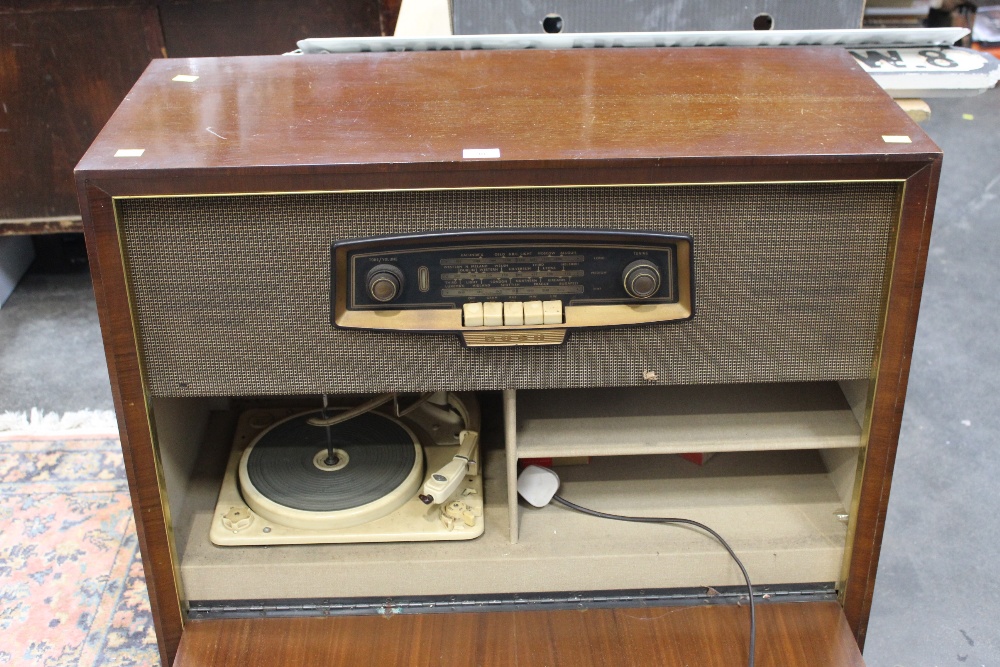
[187,584,838,619]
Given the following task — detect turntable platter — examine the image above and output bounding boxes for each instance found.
[238,410,423,530]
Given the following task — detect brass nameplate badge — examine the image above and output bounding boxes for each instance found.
[461,329,568,347]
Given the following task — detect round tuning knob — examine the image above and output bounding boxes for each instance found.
[366,264,404,303]
[622,260,662,299]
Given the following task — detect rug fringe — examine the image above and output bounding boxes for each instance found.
[0,408,118,434]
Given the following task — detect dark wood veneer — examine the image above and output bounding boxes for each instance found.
[0,0,384,227]
[77,47,936,177]
[174,602,864,667]
[157,0,380,58]
[0,6,159,221]
[80,183,185,662]
[75,46,940,665]
[842,159,942,645]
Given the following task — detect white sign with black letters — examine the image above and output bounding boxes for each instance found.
[850,46,1000,97]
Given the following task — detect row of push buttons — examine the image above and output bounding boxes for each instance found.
[462,301,563,327]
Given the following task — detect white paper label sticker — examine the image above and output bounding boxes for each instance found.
[882,135,912,144]
[463,148,500,159]
[114,148,145,157]
[172,74,200,83]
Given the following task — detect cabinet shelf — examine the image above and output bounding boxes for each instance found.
[514,382,861,459]
[516,450,850,587]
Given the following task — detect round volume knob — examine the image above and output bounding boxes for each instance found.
[366,264,404,303]
[622,260,662,299]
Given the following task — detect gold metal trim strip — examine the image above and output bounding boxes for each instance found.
[111,203,188,624]
[835,178,908,604]
[335,302,693,332]
[110,178,908,202]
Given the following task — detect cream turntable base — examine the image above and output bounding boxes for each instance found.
[210,392,484,546]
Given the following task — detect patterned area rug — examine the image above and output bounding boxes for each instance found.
[0,434,159,666]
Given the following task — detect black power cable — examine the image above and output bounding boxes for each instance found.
[550,494,756,667]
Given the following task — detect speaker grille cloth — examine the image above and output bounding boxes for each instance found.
[118,182,897,396]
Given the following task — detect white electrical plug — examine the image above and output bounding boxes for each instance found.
[517,465,561,507]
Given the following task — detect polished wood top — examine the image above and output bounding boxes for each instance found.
[77,46,937,180]
[173,601,864,667]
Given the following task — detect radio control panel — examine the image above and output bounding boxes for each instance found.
[331,230,693,346]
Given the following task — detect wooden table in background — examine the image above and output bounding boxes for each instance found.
[0,0,396,237]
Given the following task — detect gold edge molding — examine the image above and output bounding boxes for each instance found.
[111,201,189,624]
[109,178,908,202]
[336,302,694,333]
[836,179,908,606]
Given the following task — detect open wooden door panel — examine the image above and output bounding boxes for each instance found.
[174,601,863,666]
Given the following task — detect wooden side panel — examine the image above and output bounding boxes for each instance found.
[842,159,943,647]
[174,602,864,667]
[0,7,157,221]
[79,184,184,666]
[158,0,381,58]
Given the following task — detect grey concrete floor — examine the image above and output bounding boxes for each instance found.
[864,87,1000,667]
[0,270,113,412]
[0,87,997,665]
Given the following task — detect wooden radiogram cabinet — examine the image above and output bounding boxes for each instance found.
[76,46,940,665]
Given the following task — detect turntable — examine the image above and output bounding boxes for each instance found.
[210,392,484,546]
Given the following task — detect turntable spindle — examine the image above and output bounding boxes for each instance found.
[321,394,338,467]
